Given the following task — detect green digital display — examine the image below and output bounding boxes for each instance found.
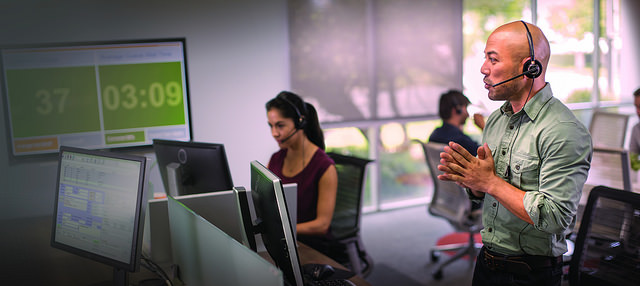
[1,39,191,156]
[99,62,185,130]
[6,66,101,137]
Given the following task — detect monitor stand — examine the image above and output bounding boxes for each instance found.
[166,162,185,197]
[113,268,129,286]
[86,267,129,286]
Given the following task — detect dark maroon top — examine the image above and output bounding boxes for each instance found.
[268,148,334,225]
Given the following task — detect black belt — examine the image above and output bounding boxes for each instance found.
[481,247,562,275]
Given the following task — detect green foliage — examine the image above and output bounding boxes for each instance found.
[548,0,593,38]
[566,89,592,103]
[326,146,369,160]
[327,144,429,203]
[630,153,640,171]
[378,149,427,201]
[462,0,527,58]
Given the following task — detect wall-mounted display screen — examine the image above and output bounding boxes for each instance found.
[1,38,191,156]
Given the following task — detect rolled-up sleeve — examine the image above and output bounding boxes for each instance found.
[523,121,592,234]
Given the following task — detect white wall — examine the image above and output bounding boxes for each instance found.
[0,0,289,220]
[621,0,640,96]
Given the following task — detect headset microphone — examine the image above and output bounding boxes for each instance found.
[279,128,299,143]
[491,71,529,87]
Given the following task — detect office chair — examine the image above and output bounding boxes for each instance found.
[589,111,629,149]
[415,140,483,280]
[326,152,374,277]
[569,185,640,286]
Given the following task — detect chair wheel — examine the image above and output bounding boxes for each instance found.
[430,251,440,262]
[433,270,443,280]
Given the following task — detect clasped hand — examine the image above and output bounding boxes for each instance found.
[437,141,497,194]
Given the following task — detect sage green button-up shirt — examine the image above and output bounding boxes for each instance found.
[477,84,592,257]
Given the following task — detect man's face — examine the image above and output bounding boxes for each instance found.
[634,95,640,118]
[480,32,523,101]
[458,105,469,126]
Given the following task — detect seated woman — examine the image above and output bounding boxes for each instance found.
[265,91,339,256]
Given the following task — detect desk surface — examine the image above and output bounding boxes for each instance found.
[297,243,370,286]
[259,242,371,286]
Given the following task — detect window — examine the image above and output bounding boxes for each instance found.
[304,0,631,212]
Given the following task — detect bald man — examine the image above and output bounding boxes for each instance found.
[437,21,592,286]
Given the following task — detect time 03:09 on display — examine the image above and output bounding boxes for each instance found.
[102,81,182,111]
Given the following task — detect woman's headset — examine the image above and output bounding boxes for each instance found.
[277,91,307,130]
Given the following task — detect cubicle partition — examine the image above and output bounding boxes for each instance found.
[144,184,298,263]
[144,190,249,265]
[166,195,283,285]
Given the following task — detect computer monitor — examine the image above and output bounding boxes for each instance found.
[247,160,305,286]
[152,139,233,196]
[1,38,192,157]
[50,146,147,286]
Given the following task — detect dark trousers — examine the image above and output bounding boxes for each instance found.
[472,247,563,286]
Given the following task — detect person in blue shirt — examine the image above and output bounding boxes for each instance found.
[429,89,485,156]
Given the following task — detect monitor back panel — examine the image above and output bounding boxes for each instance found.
[253,183,298,253]
[145,190,243,264]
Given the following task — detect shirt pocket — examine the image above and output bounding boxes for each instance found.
[510,153,540,190]
[487,142,497,158]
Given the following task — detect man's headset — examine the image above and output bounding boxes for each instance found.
[277,92,307,143]
[492,20,542,87]
[451,96,463,115]
[442,90,463,115]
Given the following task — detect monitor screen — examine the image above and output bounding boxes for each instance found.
[1,38,191,156]
[50,146,147,285]
[249,160,304,286]
[152,139,233,196]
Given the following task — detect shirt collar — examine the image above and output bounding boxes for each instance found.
[499,83,553,121]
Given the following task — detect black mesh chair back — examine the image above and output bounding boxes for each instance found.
[326,152,373,277]
[569,185,640,286]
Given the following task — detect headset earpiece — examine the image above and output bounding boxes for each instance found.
[296,114,307,130]
[523,58,542,79]
[521,21,542,79]
[277,92,307,130]
[449,93,463,115]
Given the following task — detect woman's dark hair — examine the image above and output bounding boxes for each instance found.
[438,89,470,120]
[266,91,326,150]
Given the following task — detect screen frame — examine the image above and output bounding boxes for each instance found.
[1,37,193,159]
[233,186,259,251]
[50,145,148,273]
[249,160,304,286]
[152,139,234,196]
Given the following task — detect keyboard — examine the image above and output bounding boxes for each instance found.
[306,279,356,286]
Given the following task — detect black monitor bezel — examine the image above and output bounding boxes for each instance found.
[233,186,258,251]
[152,139,234,196]
[50,145,148,273]
[249,160,304,286]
